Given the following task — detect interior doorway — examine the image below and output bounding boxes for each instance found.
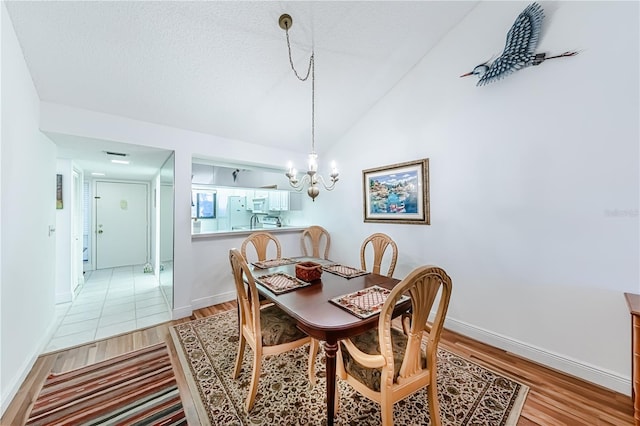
[49,140,175,352]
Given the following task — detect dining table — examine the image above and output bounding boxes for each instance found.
[249,256,406,426]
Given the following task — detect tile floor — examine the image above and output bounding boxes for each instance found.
[44,265,172,353]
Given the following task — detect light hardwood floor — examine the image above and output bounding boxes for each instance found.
[1,301,634,425]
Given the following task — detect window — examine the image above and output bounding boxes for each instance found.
[191,190,216,219]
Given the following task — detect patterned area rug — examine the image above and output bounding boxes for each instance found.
[25,343,186,425]
[170,311,528,425]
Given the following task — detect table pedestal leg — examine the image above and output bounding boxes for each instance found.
[324,340,338,426]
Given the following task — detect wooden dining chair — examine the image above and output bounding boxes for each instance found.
[241,231,281,263]
[229,248,318,411]
[309,231,394,378]
[360,232,398,277]
[300,225,331,259]
[336,265,453,426]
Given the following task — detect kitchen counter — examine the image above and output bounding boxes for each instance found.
[191,225,307,240]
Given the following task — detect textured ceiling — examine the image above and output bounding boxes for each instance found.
[5,1,477,177]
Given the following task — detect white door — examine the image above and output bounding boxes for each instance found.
[96,181,148,269]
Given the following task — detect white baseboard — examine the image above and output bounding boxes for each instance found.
[55,290,72,304]
[171,292,236,320]
[445,317,631,396]
[191,292,236,311]
[172,304,194,320]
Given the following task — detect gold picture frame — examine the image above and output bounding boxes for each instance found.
[362,159,429,225]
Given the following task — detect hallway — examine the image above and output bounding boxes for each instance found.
[44,265,172,352]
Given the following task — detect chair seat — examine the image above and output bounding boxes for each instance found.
[260,305,308,346]
[340,327,426,392]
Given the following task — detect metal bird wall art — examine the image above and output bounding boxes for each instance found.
[461,2,578,86]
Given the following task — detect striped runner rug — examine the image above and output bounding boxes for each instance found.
[25,343,186,426]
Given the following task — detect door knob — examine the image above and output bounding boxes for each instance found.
[98,229,104,234]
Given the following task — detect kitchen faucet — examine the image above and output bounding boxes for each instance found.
[250,214,260,229]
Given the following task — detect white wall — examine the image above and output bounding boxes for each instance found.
[1,3,58,413]
[316,1,639,394]
[188,230,303,314]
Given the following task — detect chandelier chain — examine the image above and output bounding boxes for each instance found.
[285,27,315,153]
[281,13,338,201]
[311,53,315,153]
[284,27,312,81]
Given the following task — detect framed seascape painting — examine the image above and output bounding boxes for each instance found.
[362,158,430,225]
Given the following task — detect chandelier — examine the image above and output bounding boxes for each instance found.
[279,14,339,202]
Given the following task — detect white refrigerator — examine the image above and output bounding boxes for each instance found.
[228,196,252,230]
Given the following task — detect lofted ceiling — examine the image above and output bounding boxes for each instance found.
[5,1,477,179]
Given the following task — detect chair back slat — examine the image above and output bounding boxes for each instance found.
[241,232,282,262]
[301,226,331,259]
[360,233,398,277]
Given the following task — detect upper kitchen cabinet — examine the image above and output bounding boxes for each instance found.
[268,190,289,212]
[249,189,301,212]
[267,190,301,211]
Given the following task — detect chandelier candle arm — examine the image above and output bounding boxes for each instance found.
[280,13,339,201]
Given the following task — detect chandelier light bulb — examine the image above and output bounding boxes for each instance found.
[308,153,318,173]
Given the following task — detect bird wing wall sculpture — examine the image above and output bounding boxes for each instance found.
[461,2,578,86]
